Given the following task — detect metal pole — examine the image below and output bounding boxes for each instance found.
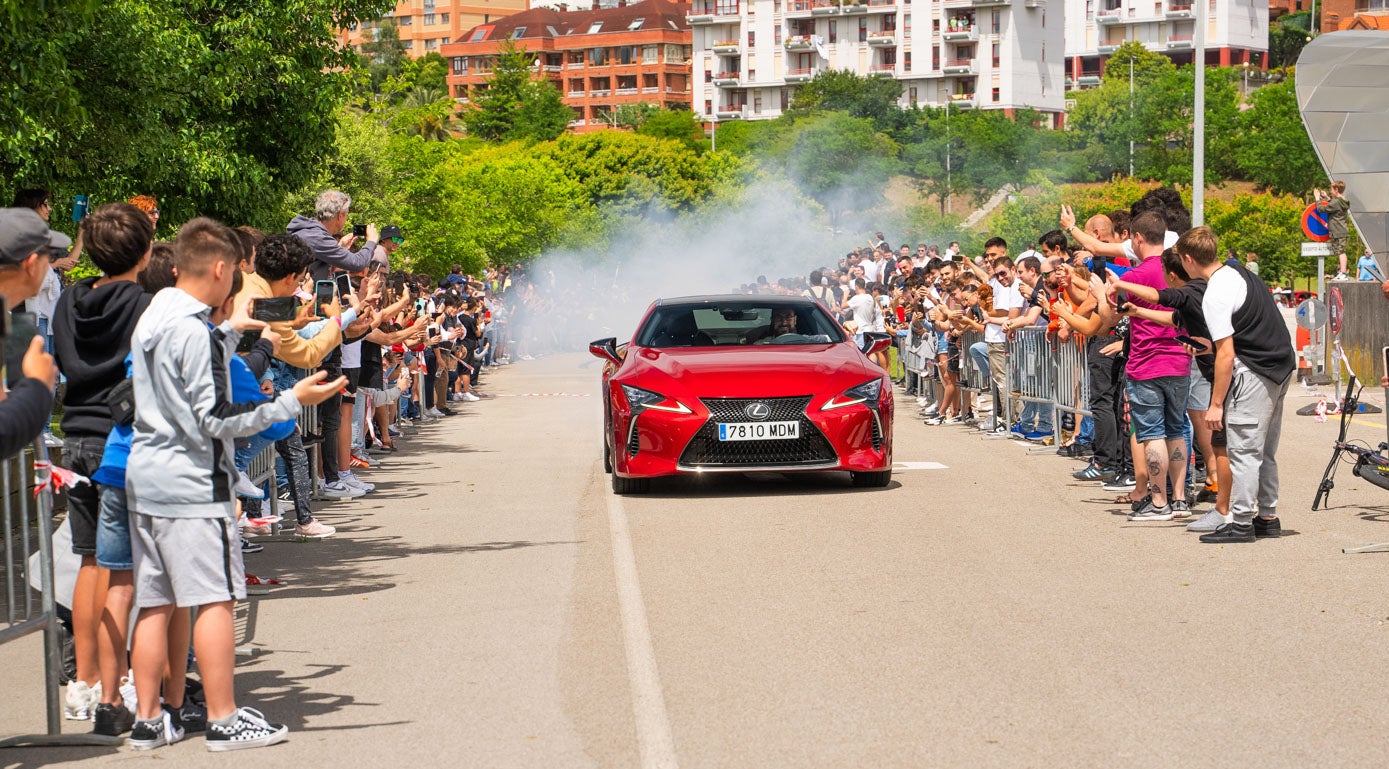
[945,102,952,215]
[1129,56,1134,177]
[1192,0,1205,226]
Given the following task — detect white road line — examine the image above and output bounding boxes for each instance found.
[606,492,680,769]
[894,461,948,471]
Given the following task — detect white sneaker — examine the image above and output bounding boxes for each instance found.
[338,472,374,493]
[426,407,446,418]
[235,470,265,500]
[1187,508,1232,532]
[460,392,480,402]
[119,673,138,713]
[64,680,100,720]
[350,449,381,468]
[977,417,996,431]
[319,480,365,499]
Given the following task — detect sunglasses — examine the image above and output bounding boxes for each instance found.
[390,238,404,244]
[993,271,1010,279]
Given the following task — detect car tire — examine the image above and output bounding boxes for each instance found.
[850,469,892,488]
[611,473,651,495]
[603,433,613,474]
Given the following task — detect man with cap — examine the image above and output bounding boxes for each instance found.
[0,207,60,460]
[372,225,402,273]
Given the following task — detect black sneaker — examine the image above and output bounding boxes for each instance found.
[173,699,208,733]
[1129,494,1151,514]
[240,538,263,555]
[1103,472,1137,492]
[1057,443,1079,458]
[1252,516,1281,539]
[128,708,185,750]
[1199,521,1256,544]
[1073,442,1095,458]
[205,707,288,752]
[93,702,135,736]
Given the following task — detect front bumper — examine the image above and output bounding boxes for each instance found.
[610,393,893,478]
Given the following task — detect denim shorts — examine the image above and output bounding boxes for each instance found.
[1126,375,1191,442]
[95,484,133,570]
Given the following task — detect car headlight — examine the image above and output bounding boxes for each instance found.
[821,380,882,411]
[620,384,692,414]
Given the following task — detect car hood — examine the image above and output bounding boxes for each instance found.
[622,344,876,400]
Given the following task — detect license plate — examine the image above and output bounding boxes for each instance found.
[718,421,800,441]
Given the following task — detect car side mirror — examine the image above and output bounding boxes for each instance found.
[589,337,622,365]
[861,331,893,357]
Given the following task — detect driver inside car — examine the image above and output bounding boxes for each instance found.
[750,307,798,344]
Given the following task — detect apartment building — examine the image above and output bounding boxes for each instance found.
[688,0,1065,123]
[342,0,531,57]
[442,0,694,129]
[1063,0,1267,89]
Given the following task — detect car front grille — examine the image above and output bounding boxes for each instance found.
[678,396,838,468]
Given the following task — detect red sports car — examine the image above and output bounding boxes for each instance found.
[589,295,895,494]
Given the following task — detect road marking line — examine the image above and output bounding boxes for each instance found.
[606,492,679,769]
[894,461,948,471]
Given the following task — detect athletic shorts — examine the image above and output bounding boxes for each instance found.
[1187,363,1212,412]
[95,484,133,570]
[131,512,246,609]
[1330,236,1347,257]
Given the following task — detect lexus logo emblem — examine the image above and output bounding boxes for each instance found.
[744,403,771,421]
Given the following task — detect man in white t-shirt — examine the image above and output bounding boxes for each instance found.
[963,238,1022,428]
[846,279,878,342]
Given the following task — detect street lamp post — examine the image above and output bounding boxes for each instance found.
[1192,0,1206,226]
[1129,55,1135,178]
[945,101,952,215]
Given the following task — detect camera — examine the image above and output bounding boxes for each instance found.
[352,224,367,238]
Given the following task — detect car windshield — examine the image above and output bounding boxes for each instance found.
[636,303,845,348]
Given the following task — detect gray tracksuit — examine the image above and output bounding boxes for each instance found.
[126,288,301,518]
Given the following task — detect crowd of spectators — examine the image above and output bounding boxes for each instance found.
[739,189,1296,549]
[0,189,524,751]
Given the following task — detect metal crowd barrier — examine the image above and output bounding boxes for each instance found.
[988,327,1096,444]
[300,403,322,499]
[957,330,987,394]
[246,444,280,524]
[0,438,117,748]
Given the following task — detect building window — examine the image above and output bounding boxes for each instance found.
[426,38,438,49]
[904,51,911,69]
[884,15,896,31]
[403,39,414,48]
[748,30,756,47]
[904,14,911,36]
[992,42,1000,67]
[512,27,526,39]
[781,88,789,110]
[470,28,487,42]
[775,27,782,44]
[909,86,918,102]
[643,45,658,63]
[705,99,713,115]
[829,20,838,43]
[424,13,436,24]
[858,18,868,42]
[629,18,645,30]
[453,57,466,74]
[442,13,449,23]
[754,95,763,113]
[749,68,756,80]
[992,86,1000,102]
[992,10,1001,34]
[933,18,940,34]
[398,15,412,26]
[666,44,687,63]
[588,22,604,33]
[590,47,608,65]
[932,45,940,69]
[715,0,739,15]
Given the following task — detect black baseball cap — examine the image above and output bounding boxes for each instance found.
[381,224,403,242]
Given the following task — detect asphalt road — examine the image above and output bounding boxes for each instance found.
[7,353,1389,769]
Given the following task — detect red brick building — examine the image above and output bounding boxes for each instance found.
[442,0,694,131]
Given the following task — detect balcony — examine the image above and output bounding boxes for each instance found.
[942,58,976,74]
[1077,73,1102,86]
[869,63,896,76]
[590,88,611,96]
[567,90,585,98]
[711,39,741,53]
[811,0,841,14]
[1165,2,1193,17]
[948,92,976,108]
[541,64,562,73]
[688,12,716,24]
[567,62,584,70]
[1165,33,1192,49]
[616,87,639,95]
[688,3,741,24]
[784,66,817,81]
[842,0,868,13]
[641,86,660,93]
[867,0,898,10]
[941,24,977,41]
[867,31,897,46]
[712,71,741,85]
[785,34,816,50]
[1097,40,1125,53]
[1095,8,1123,24]
[970,0,1009,6]
[715,104,747,118]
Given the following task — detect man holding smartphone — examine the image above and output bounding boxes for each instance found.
[285,190,378,281]
[0,207,60,460]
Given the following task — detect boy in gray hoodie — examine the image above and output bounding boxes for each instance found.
[125,218,345,752]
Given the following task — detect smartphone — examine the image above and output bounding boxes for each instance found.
[235,329,262,353]
[415,298,427,315]
[352,224,367,238]
[1115,289,1132,313]
[251,296,299,323]
[314,279,337,316]
[4,311,39,388]
[895,305,907,323]
[1174,334,1203,350]
[72,195,89,223]
[335,272,353,298]
[1093,255,1108,281]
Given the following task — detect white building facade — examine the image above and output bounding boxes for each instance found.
[1063,0,1267,88]
[688,0,1066,123]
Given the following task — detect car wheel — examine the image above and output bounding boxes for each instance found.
[611,473,651,495]
[851,469,892,488]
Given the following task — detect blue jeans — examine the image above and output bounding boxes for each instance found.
[1019,401,1053,435]
[968,341,990,382]
[1078,415,1095,444]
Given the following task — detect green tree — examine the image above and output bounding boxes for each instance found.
[610,102,663,130]
[636,109,707,153]
[1268,10,1314,70]
[1234,76,1325,195]
[785,112,899,223]
[359,19,410,93]
[0,0,395,231]
[1204,192,1312,287]
[461,41,572,142]
[788,69,904,126]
